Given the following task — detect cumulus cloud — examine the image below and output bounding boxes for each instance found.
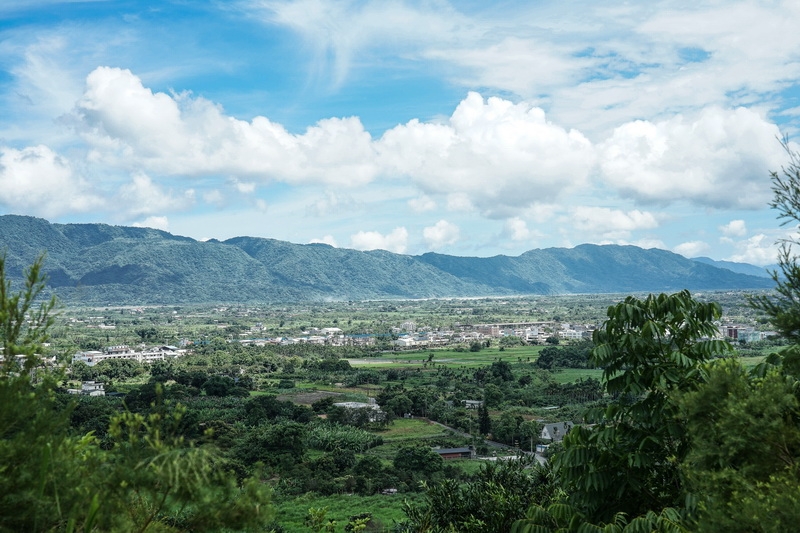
[74,67,379,186]
[719,219,747,238]
[408,195,436,213]
[349,227,408,253]
[116,173,195,217]
[570,206,659,240]
[378,92,595,216]
[504,217,534,242]
[309,235,338,247]
[727,234,779,266]
[423,220,460,250]
[673,240,710,258]
[132,216,169,231]
[598,107,786,209]
[0,144,102,217]
[233,180,256,194]
[630,238,666,250]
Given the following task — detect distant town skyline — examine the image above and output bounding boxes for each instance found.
[2,1,799,265]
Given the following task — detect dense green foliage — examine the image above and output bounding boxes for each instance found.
[553,291,730,521]
[400,459,556,533]
[0,256,274,532]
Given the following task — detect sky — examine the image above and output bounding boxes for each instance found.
[2,1,800,265]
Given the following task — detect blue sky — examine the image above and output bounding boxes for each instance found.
[2,0,800,265]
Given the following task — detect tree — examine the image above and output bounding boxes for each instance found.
[478,404,492,435]
[386,394,413,417]
[95,358,145,380]
[483,383,503,408]
[677,359,800,532]
[751,141,800,375]
[402,459,556,533]
[489,360,514,381]
[135,326,159,342]
[0,253,55,369]
[492,411,528,447]
[553,290,730,522]
[0,256,274,531]
[519,420,542,453]
[393,445,443,477]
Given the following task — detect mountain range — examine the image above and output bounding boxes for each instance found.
[0,215,775,304]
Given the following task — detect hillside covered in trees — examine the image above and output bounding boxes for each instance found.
[0,215,772,304]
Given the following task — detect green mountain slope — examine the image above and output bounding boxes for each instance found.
[0,215,774,304]
[692,256,774,278]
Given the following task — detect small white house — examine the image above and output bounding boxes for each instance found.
[68,381,105,396]
[540,421,575,443]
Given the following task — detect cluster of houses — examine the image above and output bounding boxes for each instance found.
[235,321,602,350]
[392,321,590,348]
[233,319,776,350]
[72,344,185,366]
[720,325,775,342]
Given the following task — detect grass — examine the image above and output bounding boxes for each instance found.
[738,355,767,368]
[374,418,451,441]
[547,368,604,384]
[348,345,544,370]
[273,492,420,532]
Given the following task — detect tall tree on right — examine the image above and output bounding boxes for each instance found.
[750,141,800,375]
[552,290,730,523]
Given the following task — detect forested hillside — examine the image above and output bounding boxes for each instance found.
[0,215,772,304]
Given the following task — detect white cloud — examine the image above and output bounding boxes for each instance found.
[309,235,338,247]
[446,193,474,212]
[233,180,256,194]
[253,0,472,87]
[727,234,780,266]
[379,92,595,217]
[598,107,786,209]
[525,203,560,224]
[673,240,710,258]
[408,195,436,213]
[423,220,460,250]
[570,206,659,240]
[306,190,356,217]
[427,36,586,98]
[203,189,224,206]
[116,173,195,217]
[719,219,747,238]
[0,144,102,217]
[132,215,169,232]
[74,67,379,186]
[2,32,87,142]
[255,1,800,138]
[349,227,408,253]
[504,217,533,242]
[630,238,666,250]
